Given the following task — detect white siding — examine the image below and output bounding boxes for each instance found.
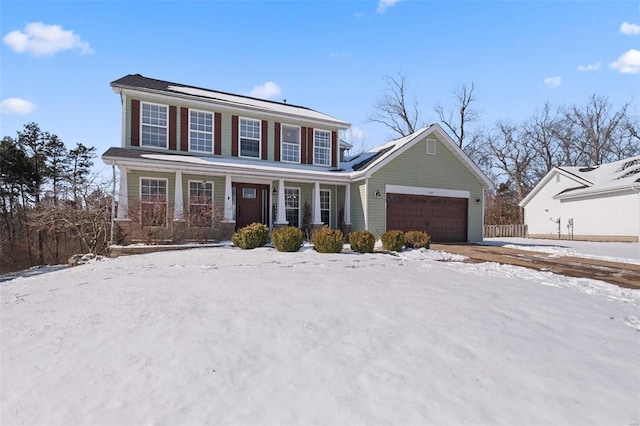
[560,191,639,238]
[524,172,584,237]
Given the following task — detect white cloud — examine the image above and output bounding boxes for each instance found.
[620,21,640,35]
[609,49,640,74]
[543,76,562,88]
[577,62,601,72]
[0,98,37,115]
[248,82,282,99]
[377,0,401,13]
[3,22,93,57]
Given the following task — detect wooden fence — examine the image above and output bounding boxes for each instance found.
[483,224,528,238]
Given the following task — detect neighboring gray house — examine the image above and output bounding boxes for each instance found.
[519,156,640,242]
[102,74,493,243]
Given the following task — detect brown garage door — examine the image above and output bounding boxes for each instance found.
[386,193,468,243]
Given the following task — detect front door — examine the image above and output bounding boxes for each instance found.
[233,183,270,229]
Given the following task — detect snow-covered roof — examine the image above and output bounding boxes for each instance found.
[555,156,640,199]
[520,155,640,206]
[111,74,350,129]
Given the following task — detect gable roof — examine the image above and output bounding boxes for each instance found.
[342,124,494,189]
[111,74,350,129]
[520,155,640,206]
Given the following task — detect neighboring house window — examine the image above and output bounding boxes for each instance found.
[189,181,213,227]
[320,189,330,226]
[141,103,168,148]
[281,125,300,163]
[314,130,331,166]
[140,178,167,226]
[426,138,436,155]
[240,117,261,158]
[285,187,300,228]
[190,110,213,153]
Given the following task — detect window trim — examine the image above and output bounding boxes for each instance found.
[188,180,214,227]
[426,138,436,155]
[320,189,331,227]
[281,124,301,164]
[139,177,168,227]
[140,101,168,149]
[239,116,262,159]
[188,109,214,154]
[284,187,300,228]
[313,129,332,166]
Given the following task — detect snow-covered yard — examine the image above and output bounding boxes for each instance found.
[1,244,639,425]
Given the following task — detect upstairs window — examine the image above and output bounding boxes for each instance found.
[141,103,168,148]
[190,110,213,153]
[188,181,213,227]
[281,125,300,163]
[140,178,167,226]
[314,130,331,166]
[240,118,261,158]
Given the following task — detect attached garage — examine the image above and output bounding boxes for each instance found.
[386,193,468,242]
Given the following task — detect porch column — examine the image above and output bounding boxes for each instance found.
[174,171,184,220]
[276,179,287,224]
[313,181,322,225]
[343,183,351,225]
[117,166,128,218]
[224,174,233,222]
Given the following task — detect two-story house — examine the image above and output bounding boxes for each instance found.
[103,74,493,244]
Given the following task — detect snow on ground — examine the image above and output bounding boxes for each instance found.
[483,237,640,265]
[1,246,639,425]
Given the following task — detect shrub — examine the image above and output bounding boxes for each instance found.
[312,226,344,254]
[271,226,304,252]
[231,222,269,249]
[381,230,405,251]
[404,230,431,249]
[349,230,375,253]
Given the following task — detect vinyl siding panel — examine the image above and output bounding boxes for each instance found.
[367,135,485,241]
[350,182,367,232]
[560,191,639,239]
[523,172,584,236]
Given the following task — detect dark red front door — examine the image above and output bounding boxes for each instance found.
[234,183,269,229]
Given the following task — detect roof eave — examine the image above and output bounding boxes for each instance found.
[111,84,350,130]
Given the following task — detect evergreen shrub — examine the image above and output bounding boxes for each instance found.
[404,230,431,249]
[348,230,375,253]
[381,230,405,251]
[231,222,269,249]
[312,226,344,254]
[271,226,304,252]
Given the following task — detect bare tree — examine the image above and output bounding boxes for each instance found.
[487,121,535,223]
[434,82,480,150]
[561,95,639,165]
[369,72,421,138]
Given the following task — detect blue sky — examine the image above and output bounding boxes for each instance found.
[1,0,639,177]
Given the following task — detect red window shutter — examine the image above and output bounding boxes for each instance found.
[169,106,177,150]
[307,127,314,165]
[180,107,189,151]
[131,100,140,147]
[214,113,222,155]
[261,120,268,160]
[331,131,338,167]
[231,115,238,157]
[300,127,307,164]
[274,123,281,161]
